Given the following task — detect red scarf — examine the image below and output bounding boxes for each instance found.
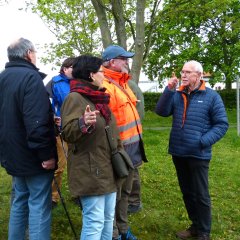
[70,79,111,124]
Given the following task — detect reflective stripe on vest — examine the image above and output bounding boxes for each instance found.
[122,133,142,145]
[118,119,141,133]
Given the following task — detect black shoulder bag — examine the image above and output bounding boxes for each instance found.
[105,126,134,178]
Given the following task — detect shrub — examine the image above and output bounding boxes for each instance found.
[143,89,237,111]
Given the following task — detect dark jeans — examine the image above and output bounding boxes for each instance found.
[172,156,211,235]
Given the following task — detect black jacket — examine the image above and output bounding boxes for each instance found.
[0,59,57,176]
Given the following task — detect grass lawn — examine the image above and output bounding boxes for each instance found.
[0,109,239,240]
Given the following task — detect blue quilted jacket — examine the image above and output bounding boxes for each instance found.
[51,74,71,117]
[155,81,228,160]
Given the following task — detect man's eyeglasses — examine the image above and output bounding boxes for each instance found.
[29,49,37,53]
[180,70,199,76]
[113,57,129,62]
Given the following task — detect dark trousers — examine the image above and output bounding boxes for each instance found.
[113,168,135,238]
[172,156,211,234]
[128,168,141,206]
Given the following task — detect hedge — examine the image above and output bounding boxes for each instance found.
[143,89,237,112]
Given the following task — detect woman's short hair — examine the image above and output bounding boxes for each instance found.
[72,55,103,81]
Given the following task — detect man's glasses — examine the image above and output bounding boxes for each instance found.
[180,70,199,76]
[113,57,129,62]
[28,49,37,53]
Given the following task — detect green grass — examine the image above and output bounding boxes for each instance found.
[0,109,239,240]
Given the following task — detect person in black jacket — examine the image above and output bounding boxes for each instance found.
[0,38,57,240]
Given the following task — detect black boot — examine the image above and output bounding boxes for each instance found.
[197,233,210,240]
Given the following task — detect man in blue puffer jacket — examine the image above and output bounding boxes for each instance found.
[155,60,228,240]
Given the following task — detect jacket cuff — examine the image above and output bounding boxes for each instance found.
[78,117,95,134]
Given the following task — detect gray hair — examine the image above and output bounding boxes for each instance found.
[7,38,35,61]
[185,60,203,73]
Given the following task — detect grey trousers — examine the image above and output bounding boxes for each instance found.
[128,168,141,206]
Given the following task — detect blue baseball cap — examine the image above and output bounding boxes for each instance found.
[102,45,135,61]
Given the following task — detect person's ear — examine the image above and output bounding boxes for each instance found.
[90,73,96,81]
[25,50,32,62]
[109,59,115,66]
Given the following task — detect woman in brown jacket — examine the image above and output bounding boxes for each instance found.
[61,55,120,240]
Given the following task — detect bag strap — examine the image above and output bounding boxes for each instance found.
[105,126,118,155]
[106,77,132,100]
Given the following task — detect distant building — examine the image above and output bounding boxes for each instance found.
[138,80,163,93]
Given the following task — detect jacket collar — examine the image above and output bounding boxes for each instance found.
[103,66,131,85]
[178,80,206,93]
[5,59,46,80]
[52,73,71,83]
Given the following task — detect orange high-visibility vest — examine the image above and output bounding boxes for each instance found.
[103,67,142,145]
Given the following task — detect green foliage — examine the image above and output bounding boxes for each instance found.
[145,0,240,90]
[27,0,239,87]
[27,0,151,70]
[143,92,161,111]
[28,0,101,69]
[0,110,239,239]
[217,89,236,109]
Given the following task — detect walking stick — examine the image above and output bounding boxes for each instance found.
[53,176,78,240]
[53,126,78,240]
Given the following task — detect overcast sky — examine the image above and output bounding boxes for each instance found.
[0,0,57,75]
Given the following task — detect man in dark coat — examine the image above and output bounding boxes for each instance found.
[155,60,228,240]
[0,38,57,240]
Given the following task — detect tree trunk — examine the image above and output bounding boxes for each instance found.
[111,0,127,48]
[131,0,146,83]
[91,0,112,48]
[225,73,232,90]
